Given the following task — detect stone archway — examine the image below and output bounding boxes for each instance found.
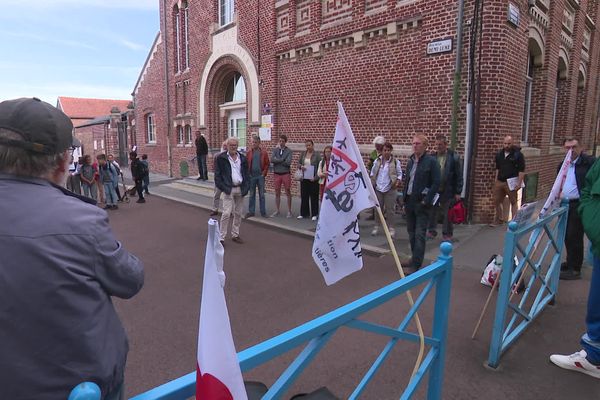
[198,24,260,129]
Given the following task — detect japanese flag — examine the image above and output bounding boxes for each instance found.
[196,219,247,400]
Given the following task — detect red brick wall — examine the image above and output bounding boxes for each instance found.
[133,0,600,222]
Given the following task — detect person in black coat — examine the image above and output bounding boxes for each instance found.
[427,135,463,241]
[558,137,595,280]
[403,134,441,271]
[195,132,209,180]
[214,137,249,243]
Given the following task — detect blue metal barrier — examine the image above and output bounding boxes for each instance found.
[94,243,451,400]
[487,203,568,368]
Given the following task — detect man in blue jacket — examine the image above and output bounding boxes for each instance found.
[403,134,441,271]
[215,137,250,243]
[0,97,144,400]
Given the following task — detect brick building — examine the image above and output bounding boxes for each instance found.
[57,97,133,165]
[132,0,600,222]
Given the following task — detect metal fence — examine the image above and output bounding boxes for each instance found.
[487,204,568,368]
[71,243,454,400]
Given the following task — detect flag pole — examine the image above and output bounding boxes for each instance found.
[374,205,425,377]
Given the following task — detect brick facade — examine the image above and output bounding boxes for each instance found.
[133,0,600,222]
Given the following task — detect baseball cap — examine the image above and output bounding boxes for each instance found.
[0,97,75,154]
[373,135,385,145]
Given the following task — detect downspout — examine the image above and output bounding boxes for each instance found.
[450,0,466,150]
[163,0,173,177]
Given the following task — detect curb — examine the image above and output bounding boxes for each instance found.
[150,191,390,257]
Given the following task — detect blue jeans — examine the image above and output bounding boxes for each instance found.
[248,175,266,216]
[197,154,208,179]
[103,183,118,206]
[582,255,600,364]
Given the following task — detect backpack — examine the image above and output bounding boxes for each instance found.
[448,199,467,224]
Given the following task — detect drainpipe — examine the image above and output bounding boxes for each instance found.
[450,0,466,150]
[163,0,173,177]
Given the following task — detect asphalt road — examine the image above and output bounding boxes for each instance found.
[109,195,599,399]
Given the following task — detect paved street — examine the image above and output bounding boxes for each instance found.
[108,182,598,400]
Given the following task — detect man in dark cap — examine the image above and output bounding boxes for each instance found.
[0,97,144,400]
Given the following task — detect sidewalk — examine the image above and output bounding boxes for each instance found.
[124,170,508,270]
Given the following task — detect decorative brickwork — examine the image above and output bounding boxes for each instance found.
[133,0,600,222]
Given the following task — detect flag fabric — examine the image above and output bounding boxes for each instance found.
[312,102,379,285]
[196,219,247,400]
[539,149,572,217]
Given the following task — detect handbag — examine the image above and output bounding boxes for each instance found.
[293,169,304,181]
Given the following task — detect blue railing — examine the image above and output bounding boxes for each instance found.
[72,243,453,400]
[487,203,568,368]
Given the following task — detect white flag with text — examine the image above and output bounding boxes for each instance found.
[312,102,379,285]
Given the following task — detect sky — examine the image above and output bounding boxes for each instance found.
[0,0,159,105]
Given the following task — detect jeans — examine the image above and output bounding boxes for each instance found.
[581,255,600,364]
[428,198,453,236]
[248,175,266,216]
[135,180,144,200]
[197,154,208,179]
[565,200,584,272]
[406,200,432,269]
[103,183,118,206]
[142,175,149,194]
[82,182,97,200]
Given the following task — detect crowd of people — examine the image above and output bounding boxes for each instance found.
[0,96,598,400]
[66,151,150,207]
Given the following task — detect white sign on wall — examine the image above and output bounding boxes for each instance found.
[427,38,453,55]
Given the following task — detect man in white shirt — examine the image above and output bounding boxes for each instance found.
[558,137,595,280]
[214,137,250,243]
[370,142,402,237]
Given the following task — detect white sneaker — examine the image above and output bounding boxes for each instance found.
[311,216,318,221]
[389,228,396,238]
[371,226,379,236]
[286,211,293,218]
[297,215,304,219]
[550,350,600,379]
[270,211,280,218]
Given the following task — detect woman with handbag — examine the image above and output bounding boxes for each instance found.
[297,140,321,220]
[317,145,332,201]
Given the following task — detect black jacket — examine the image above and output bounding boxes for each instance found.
[495,147,525,182]
[556,153,596,195]
[215,151,250,196]
[195,135,208,155]
[404,152,441,205]
[431,149,463,201]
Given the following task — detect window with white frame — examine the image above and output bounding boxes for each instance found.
[177,125,184,144]
[224,72,246,103]
[183,1,190,69]
[219,0,234,27]
[563,5,575,33]
[185,125,193,144]
[146,114,156,143]
[174,5,182,73]
[521,56,534,144]
[583,28,591,51]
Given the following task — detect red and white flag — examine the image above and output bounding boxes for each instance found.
[196,219,247,400]
[312,102,379,285]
